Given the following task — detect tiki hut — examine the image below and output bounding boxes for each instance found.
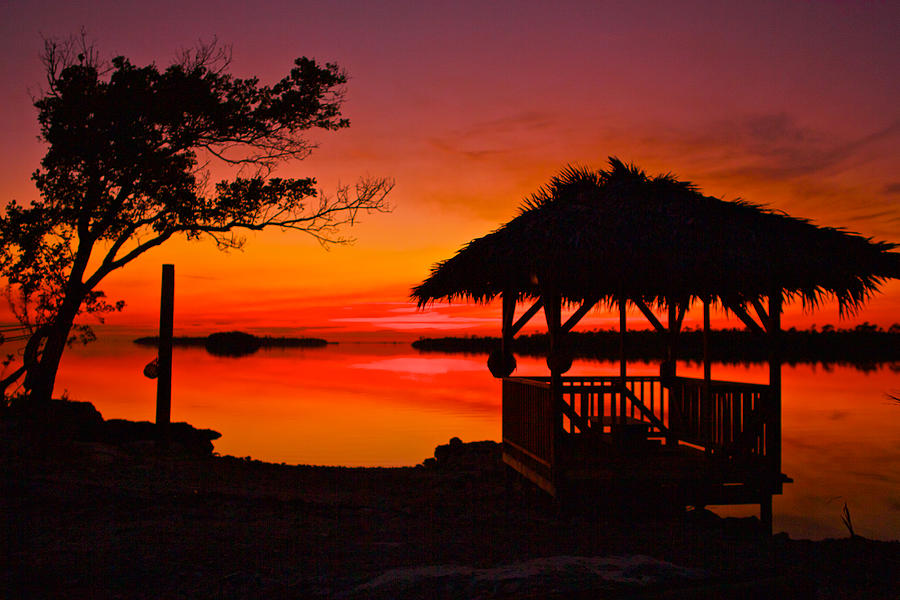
[412,158,900,526]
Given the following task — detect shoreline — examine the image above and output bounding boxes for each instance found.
[413,327,900,367]
[2,409,898,598]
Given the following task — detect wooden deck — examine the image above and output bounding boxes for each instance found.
[502,375,789,520]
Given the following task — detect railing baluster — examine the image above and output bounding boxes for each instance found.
[505,376,770,466]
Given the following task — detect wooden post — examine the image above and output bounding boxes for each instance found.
[667,301,678,377]
[619,295,627,425]
[543,290,563,434]
[768,289,782,478]
[703,297,712,450]
[501,292,515,357]
[702,298,711,384]
[156,264,174,446]
[665,301,678,446]
[760,493,773,535]
[543,290,563,499]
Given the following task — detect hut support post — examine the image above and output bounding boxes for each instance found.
[760,288,782,535]
[619,296,627,425]
[543,290,565,500]
[768,289,782,478]
[703,298,712,452]
[543,291,564,436]
[156,264,174,448]
[702,298,711,384]
[760,494,773,534]
[501,292,515,357]
[665,303,676,374]
[665,302,679,446]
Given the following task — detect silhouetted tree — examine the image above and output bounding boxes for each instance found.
[0,35,392,402]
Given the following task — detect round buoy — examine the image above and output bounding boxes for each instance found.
[546,351,573,374]
[143,357,159,379]
[487,349,516,378]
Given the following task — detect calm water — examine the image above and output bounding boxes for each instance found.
[56,334,900,541]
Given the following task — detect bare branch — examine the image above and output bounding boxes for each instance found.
[6,37,394,401]
[174,36,232,74]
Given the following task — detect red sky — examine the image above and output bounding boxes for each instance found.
[1,1,898,339]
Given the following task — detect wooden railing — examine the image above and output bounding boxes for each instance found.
[667,377,772,460]
[503,375,774,463]
[511,376,671,439]
[502,378,555,472]
[559,375,670,438]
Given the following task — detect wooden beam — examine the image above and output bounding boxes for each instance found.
[634,299,666,333]
[751,298,771,332]
[510,299,543,337]
[561,297,599,334]
[724,301,766,335]
[621,386,669,435]
[558,398,591,433]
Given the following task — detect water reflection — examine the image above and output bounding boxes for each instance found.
[352,356,484,375]
[54,335,899,540]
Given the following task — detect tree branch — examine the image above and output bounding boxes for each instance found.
[85,229,176,290]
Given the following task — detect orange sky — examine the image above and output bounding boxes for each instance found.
[1,1,899,339]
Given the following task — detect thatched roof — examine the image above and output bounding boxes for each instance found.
[412,159,900,313]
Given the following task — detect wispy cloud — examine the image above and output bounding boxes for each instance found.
[428,110,558,162]
[633,113,900,185]
[331,311,496,331]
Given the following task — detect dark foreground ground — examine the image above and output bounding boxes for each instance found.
[2,417,898,599]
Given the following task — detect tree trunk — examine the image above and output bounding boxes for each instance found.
[26,299,80,403]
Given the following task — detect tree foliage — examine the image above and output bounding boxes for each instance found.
[0,35,392,400]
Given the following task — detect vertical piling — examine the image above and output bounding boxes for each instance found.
[768,289,783,479]
[665,301,679,446]
[703,298,712,450]
[619,295,627,424]
[156,264,174,446]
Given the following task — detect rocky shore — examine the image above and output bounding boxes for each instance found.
[2,403,897,599]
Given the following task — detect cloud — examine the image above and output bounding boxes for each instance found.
[461,111,557,137]
[331,311,496,331]
[428,139,509,161]
[428,110,558,162]
[650,114,900,184]
[600,112,900,239]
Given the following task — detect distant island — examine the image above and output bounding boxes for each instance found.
[413,324,900,368]
[134,331,329,357]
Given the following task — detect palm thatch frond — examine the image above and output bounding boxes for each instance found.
[412,158,900,314]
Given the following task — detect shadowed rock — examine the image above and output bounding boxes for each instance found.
[1,397,220,456]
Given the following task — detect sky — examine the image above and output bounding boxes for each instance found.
[1,0,899,340]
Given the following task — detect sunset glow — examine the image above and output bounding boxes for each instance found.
[1,1,898,337]
[5,5,900,592]
[53,337,900,539]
